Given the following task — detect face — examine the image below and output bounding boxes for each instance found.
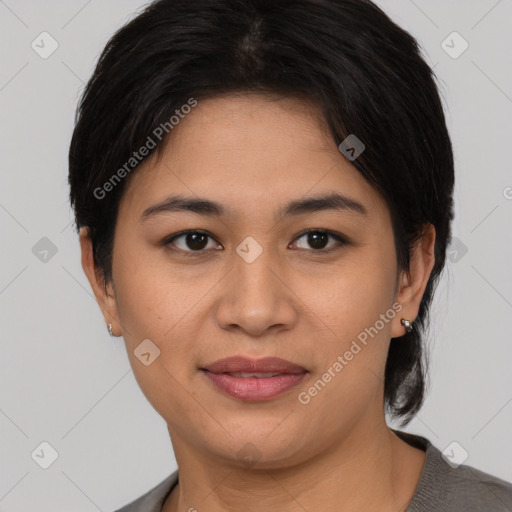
[81,93,434,469]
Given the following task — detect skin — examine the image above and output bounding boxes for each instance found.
[80,93,436,512]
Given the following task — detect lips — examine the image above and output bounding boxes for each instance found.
[201,356,307,375]
[200,356,308,401]
[224,371,283,378]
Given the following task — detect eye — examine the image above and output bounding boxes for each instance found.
[163,229,349,256]
[164,230,221,255]
[290,229,348,252]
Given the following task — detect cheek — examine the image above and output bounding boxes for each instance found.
[294,263,397,430]
[293,252,398,414]
[112,256,205,422]
[112,245,213,389]
[112,242,189,337]
[301,251,396,339]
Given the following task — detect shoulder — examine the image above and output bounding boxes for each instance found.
[441,461,512,511]
[396,430,512,512]
[113,470,179,512]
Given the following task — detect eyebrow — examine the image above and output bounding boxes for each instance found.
[140,192,368,222]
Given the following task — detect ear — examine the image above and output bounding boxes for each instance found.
[391,223,436,338]
[79,227,122,336]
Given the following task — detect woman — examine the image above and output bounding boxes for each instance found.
[68,0,512,510]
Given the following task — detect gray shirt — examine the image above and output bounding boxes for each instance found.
[114,430,512,511]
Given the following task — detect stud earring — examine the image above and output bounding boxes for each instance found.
[107,322,114,337]
[401,318,413,333]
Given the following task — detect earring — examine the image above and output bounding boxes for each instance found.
[401,318,413,333]
[107,322,114,337]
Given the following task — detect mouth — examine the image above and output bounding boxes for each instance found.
[200,356,308,401]
[217,371,287,378]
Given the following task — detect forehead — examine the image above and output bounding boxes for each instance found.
[119,94,387,223]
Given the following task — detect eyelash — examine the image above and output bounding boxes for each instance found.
[162,229,350,257]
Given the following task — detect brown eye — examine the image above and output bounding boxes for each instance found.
[292,230,348,252]
[183,232,209,251]
[307,231,329,250]
[164,230,220,254]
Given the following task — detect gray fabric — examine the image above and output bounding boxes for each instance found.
[114,431,512,511]
[114,470,178,512]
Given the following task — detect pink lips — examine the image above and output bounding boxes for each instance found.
[201,356,308,401]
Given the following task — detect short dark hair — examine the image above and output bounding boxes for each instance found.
[68,0,455,426]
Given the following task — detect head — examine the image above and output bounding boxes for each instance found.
[69,0,454,466]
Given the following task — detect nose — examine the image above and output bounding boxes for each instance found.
[214,244,299,337]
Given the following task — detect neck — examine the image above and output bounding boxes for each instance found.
[163,419,426,512]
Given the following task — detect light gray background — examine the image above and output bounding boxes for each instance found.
[1,1,511,510]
